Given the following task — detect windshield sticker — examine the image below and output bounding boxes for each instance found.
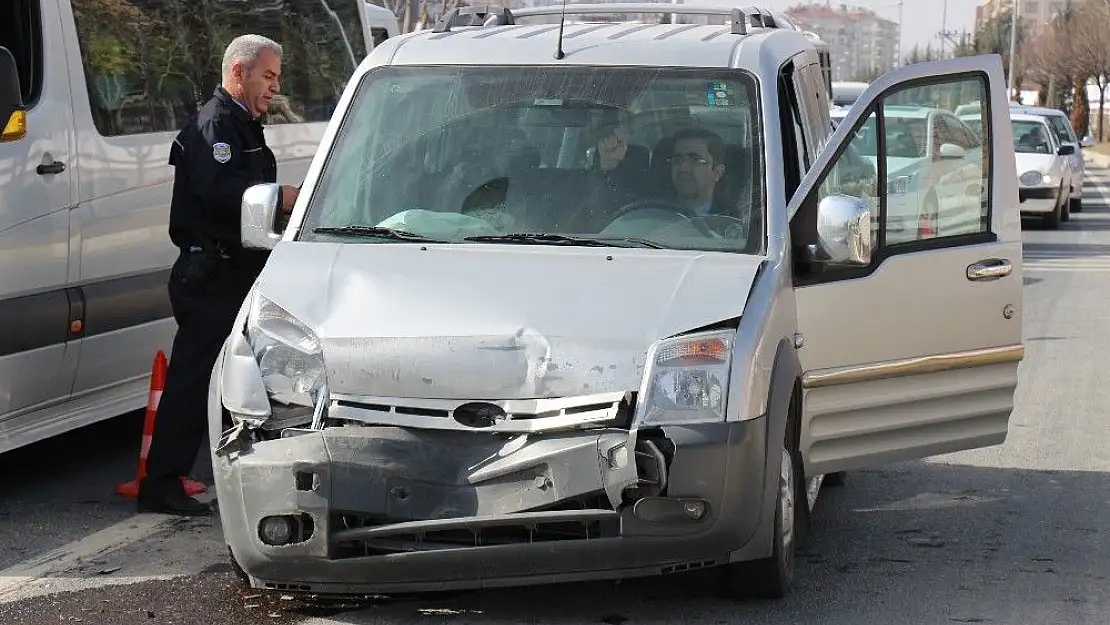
[534,98,563,106]
[707,81,730,107]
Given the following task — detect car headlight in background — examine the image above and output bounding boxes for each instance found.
[246,294,326,407]
[1020,170,1049,186]
[635,330,734,425]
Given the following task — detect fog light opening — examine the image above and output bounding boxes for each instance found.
[259,514,314,546]
[682,499,708,521]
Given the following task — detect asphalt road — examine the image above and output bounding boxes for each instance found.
[1,162,1108,625]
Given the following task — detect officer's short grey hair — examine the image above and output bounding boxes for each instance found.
[222,34,283,82]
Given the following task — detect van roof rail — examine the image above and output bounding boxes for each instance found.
[433,3,796,35]
[433,5,516,32]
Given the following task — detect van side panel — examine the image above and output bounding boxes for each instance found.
[0,0,78,441]
[55,0,179,398]
[44,0,367,440]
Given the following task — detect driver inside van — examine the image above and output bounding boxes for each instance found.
[667,127,727,216]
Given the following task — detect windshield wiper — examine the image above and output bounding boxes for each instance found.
[463,233,665,249]
[312,225,447,243]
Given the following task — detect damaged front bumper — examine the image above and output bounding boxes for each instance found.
[212,404,769,595]
[210,310,773,595]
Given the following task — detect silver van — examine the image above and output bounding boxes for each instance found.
[208,3,1025,599]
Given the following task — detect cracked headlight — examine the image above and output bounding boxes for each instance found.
[246,294,326,407]
[636,330,734,425]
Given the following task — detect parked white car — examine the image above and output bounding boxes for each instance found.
[1009,113,1074,229]
[1011,103,1093,213]
[831,105,984,243]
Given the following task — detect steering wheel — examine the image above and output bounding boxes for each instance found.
[607,199,715,237]
[691,214,751,239]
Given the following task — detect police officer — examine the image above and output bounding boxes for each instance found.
[137,34,300,516]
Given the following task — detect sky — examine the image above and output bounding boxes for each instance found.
[700,0,982,57]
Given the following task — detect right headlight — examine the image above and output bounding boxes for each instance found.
[245,294,326,407]
[634,330,735,426]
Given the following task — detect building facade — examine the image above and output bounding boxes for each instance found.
[784,3,901,83]
[975,0,1070,32]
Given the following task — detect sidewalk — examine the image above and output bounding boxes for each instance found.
[1085,148,1110,169]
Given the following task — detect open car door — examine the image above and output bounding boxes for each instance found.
[786,55,1024,476]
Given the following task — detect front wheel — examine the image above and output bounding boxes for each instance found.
[1071,194,1083,214]
[1042,195,1062,230]
[720,448,796,599]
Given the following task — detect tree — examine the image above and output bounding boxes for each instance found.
[903,43,942,65]
[970,6,1028,99]
[1069,0,1110,140]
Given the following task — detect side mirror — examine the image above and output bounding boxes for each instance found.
[1058,144,1076,156]
[938,142,967,160]
[815,194,871,266]
[1081,136,1096,148]
[241,183,284,250]
[0,46,26,143]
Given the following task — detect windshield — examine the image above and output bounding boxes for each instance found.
[883,116,929,158]
[1013,121,1053,154]
[300,66,765,253]
[841,114,929,159]
[962,117,983,139]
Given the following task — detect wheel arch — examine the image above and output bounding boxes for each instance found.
[728,335,802,562]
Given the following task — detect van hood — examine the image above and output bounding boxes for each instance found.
[253,242,765,400]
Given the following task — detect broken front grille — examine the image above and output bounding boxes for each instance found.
[328,391,634,433]
[329,509,620,558]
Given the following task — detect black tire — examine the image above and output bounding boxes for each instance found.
[1071,194,1083,213]
[720,448,796,599]
[1042,195,1062,230]
[1061,187,1071,222]
[720,391,804,600]
[823,471,847,487]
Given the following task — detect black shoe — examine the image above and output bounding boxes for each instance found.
[137,477,212,517]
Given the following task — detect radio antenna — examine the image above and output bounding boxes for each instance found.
[554,0,568,59]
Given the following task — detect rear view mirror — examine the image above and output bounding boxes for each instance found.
[242,183,284,250]
[1081,136,1096,148]
[1058,144,1076,156]
[0,46,26,143]
[814,194,871,266]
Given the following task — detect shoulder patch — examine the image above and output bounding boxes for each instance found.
[212,142,232,164]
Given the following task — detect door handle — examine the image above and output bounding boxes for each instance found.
[967,258,1012,281]
[37,160,66,176]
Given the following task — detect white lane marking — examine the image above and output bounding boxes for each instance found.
[0,491,215,604]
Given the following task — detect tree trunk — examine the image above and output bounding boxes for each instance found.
[1101,83,1107,143]
[1072,78,1091,138]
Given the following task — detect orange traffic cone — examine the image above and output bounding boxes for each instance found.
[115,351,208,499]
[919,210,936,238]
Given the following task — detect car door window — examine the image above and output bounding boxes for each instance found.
[1047,115,1077,144]
[793,74,991,283]
[0,0,42,107]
